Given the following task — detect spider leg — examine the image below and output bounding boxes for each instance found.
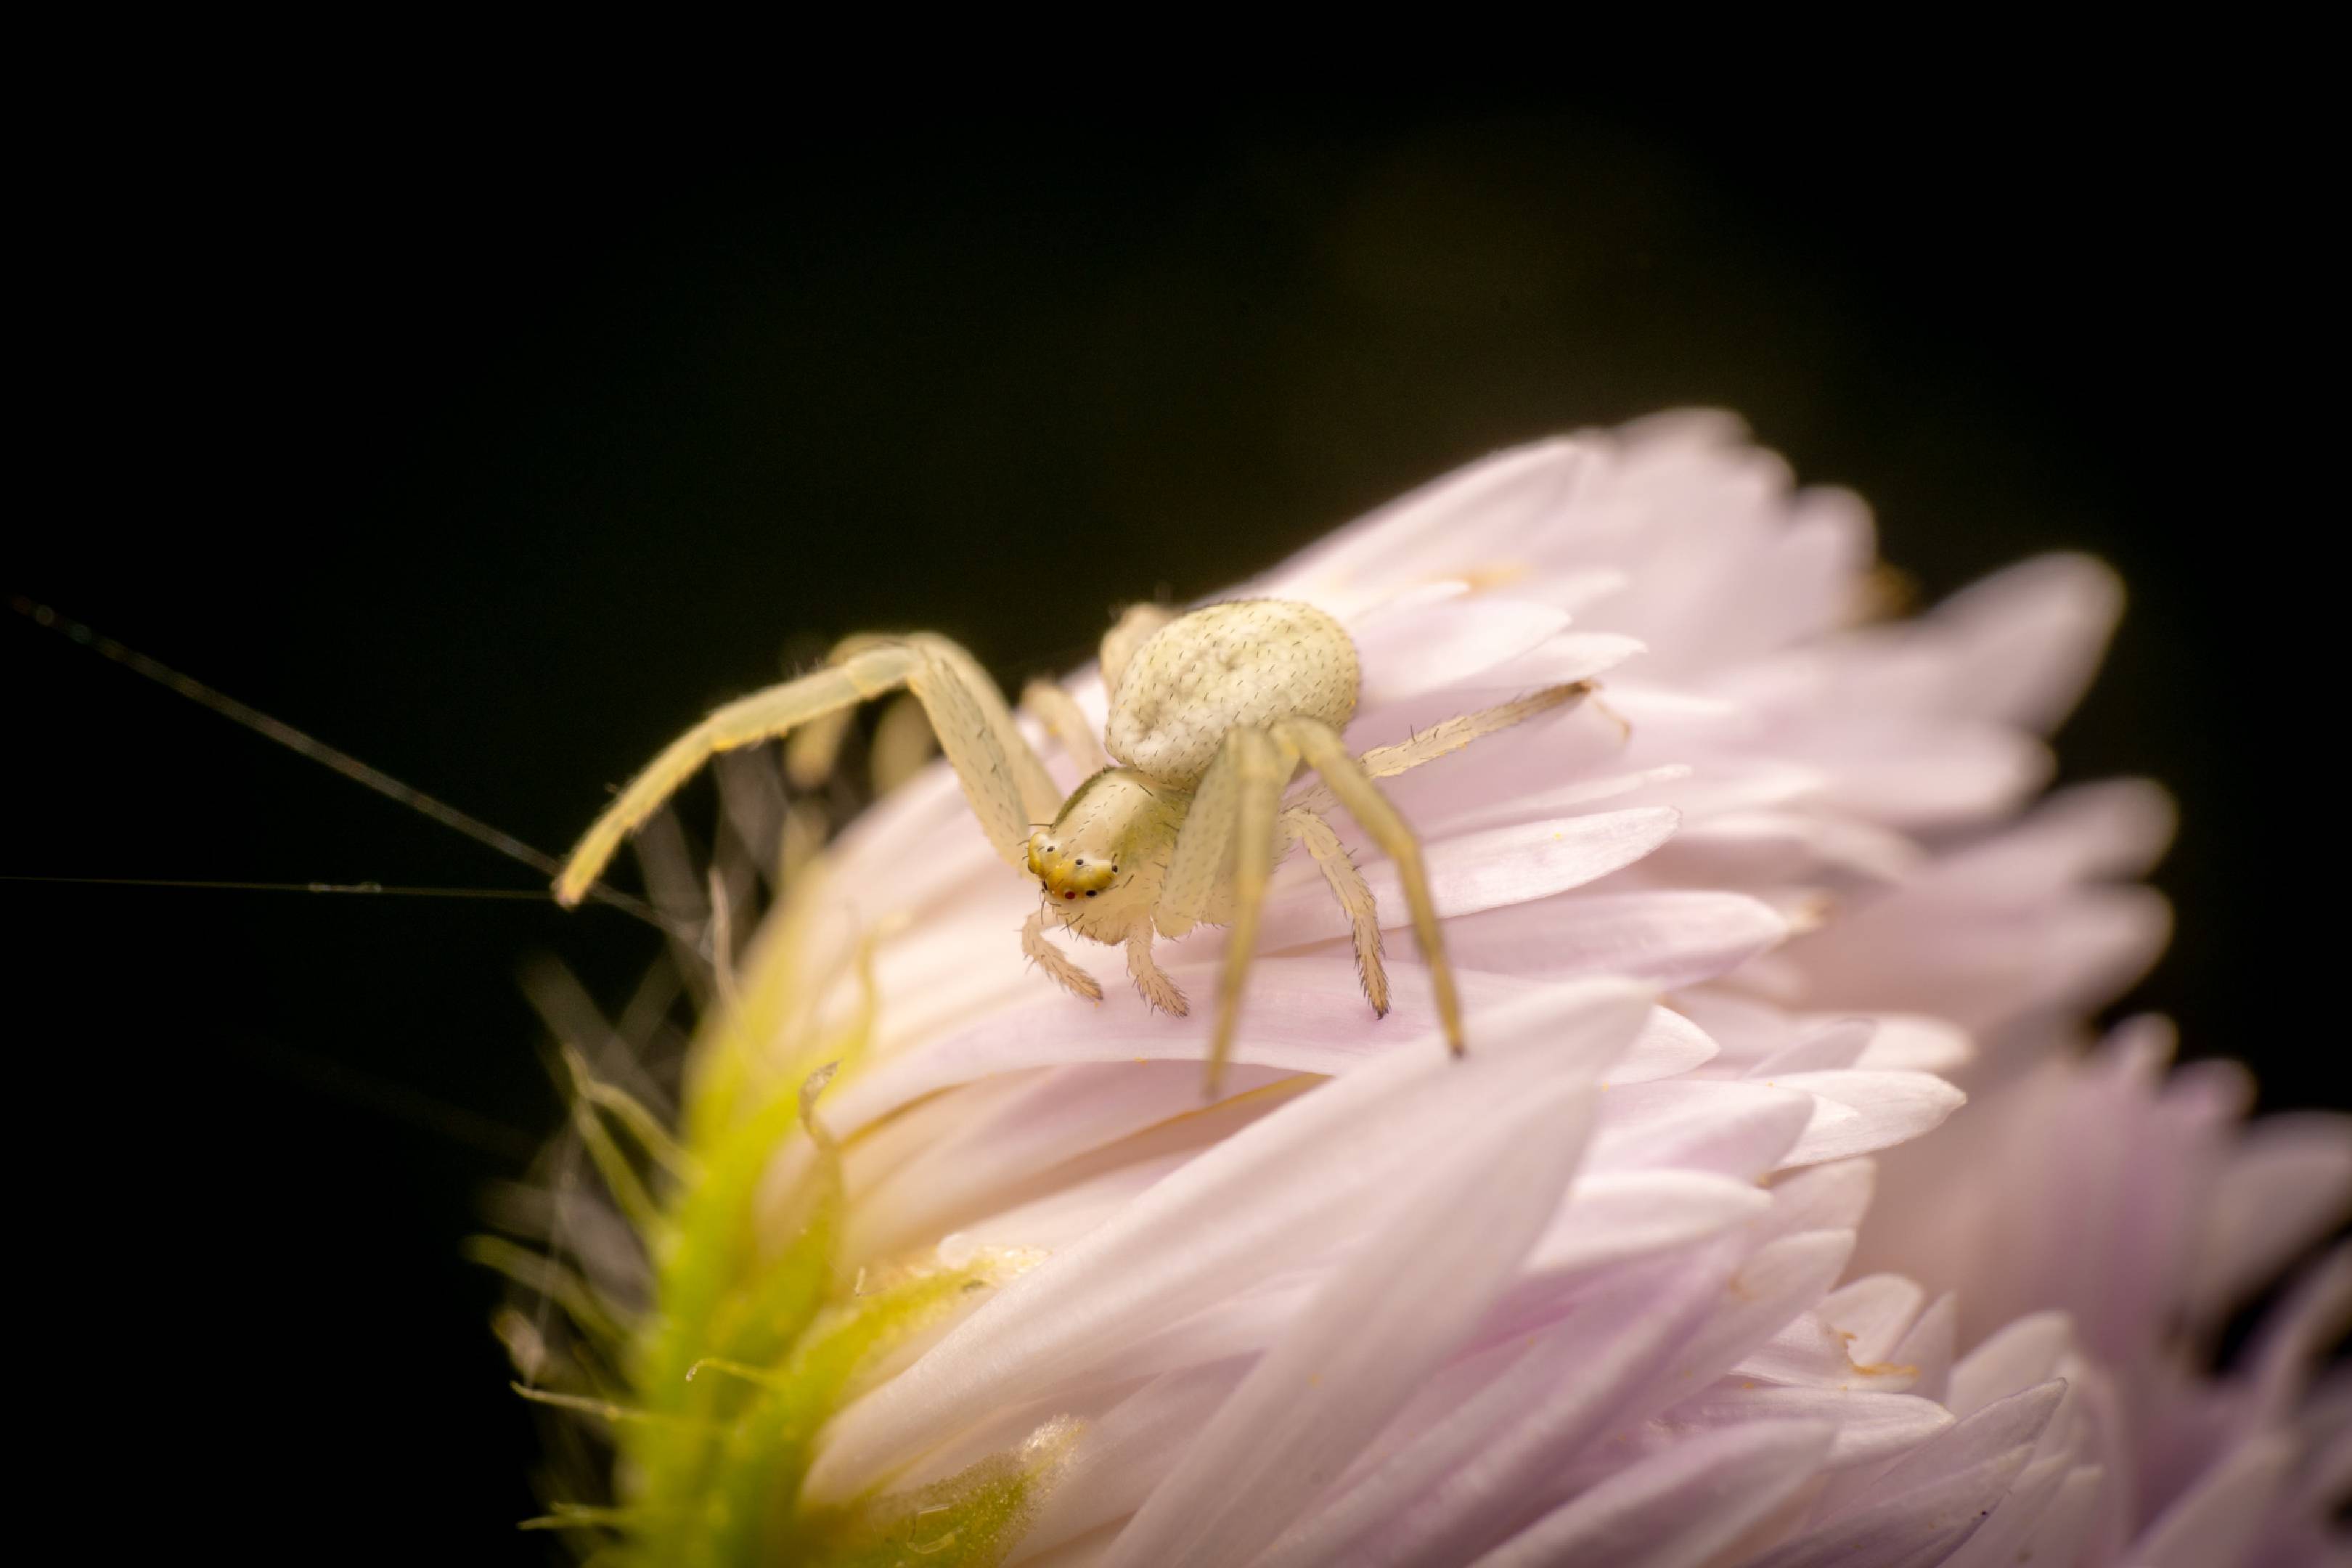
[904,634,1063,834]
[1098,603,1177,701]
[1124,928,1188,1015]
[1021,679,1109,776]
[1210,729,1290,1095]
[1286,681,1593,816]
[1024,910,1103,1002]
[1273,716,1464,1056]
[557,634,1058,906]
[784,633,895,789]
[1282,804,1388,1017]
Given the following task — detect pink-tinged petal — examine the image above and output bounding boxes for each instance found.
[1664,1386,1950,1470]
[1808,720,2054,830]
[846,1062,1290,1262]
[1746,1019,1875,1078]
[1850,1014,1973,1075]
[1948,1312,2075,1418]
[1351,595,1573,702]
[1818,1274,1930,1368]
[1922,552,2123,733]
[2191,1116,2352,1326]
[1524,1172,1772,1278]
[1930,777,2177,899]
[1769,1071,1966,1167]
[1731,1310,1922,1392]
[1749,1381,2067,1568]
[804,979,1652,1503]
[1442,890,1789,990]
[826,958,1556,1138]
[1254,438,1596,607]
[2012,1464,2109,1568]
[1584,1081,1815,1181]
[1891,1292,1961,1408]
[1099,1060,1602,1567]
[1651,809,1921,886]
[1937,1451,2077,1568]
[1791,883,2171,1037]
[1615,1007,1723,1082]
[2133,1432,2298,1568]
[1005,1363,1247,1564]
[1255,1247,1744,1568]
[1762,1160,1880,1238]
[1470,629,1650,691]
[2245,1248,2352,1433]
[1802,1291,1966,1521]
[1465,1419,1837,1568]
[1249,809,1682,947]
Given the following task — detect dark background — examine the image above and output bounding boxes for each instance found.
[12,97,2335,1557]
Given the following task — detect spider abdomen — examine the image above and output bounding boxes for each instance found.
[1104,600,1360,786]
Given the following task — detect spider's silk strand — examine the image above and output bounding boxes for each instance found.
[0,874,552,899]
[9,596,685,937]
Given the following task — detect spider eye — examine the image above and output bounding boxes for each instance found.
[1085,890,1098,897]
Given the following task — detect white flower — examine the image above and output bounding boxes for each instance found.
[524,412,2348,1568]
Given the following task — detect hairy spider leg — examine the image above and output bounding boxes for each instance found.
[1019,679,1108,776]
[556,634,1059,907]
[1282,804,1389,1017]
[1275,714,1463,1058]
[1098,603,1177,701]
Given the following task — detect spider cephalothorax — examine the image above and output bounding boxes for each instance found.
[557,598,1586,1088]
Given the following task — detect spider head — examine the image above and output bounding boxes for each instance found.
[1026,830,1117,902]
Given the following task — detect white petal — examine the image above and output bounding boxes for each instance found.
[1747,1381,2065,1568]
[1848,1014,1973,1075]
[1948,1312,2073,1418]
[1731,1310,1921,1392]
[1584,1081,1816,1180]
[1924,552,2123,732]
[1101,1061,1601,1567]
[828,958,1554,1138]
[1255,1248,1742,1568]
[1467,1419,1837,1568]
[1746,1018,1875,1078]
[1442,890,1789,990]
[1249,810,1681,948]
[1816,1273,1929,1367]
[1524,1172,1772,1278]
[1937,1452,2077,1568]
[1769,1070,1966,1167]
[2008,1464,2107,1568]
[1352,595,1573,702]
[1005,1363,1246,1563]
[1665,1385,1951,1470]
[1761,1161,1879,1237]
[1890,1292,1960,1407]
[804,979,1652,1503]
[1616,1007,1723,1082]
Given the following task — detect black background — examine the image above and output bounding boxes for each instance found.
[12,94,2337,1559]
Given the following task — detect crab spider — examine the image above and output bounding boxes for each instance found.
[555,600,1591,1090]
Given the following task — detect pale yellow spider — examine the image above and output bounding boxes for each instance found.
[555,600,1588,1088]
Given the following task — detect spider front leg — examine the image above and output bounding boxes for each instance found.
[1125,928,1188,1016]
[1023,910,1103,1003]
[1273,716,1465,1056]
[1155,726,1290,1095]
[556,634,1059,906]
